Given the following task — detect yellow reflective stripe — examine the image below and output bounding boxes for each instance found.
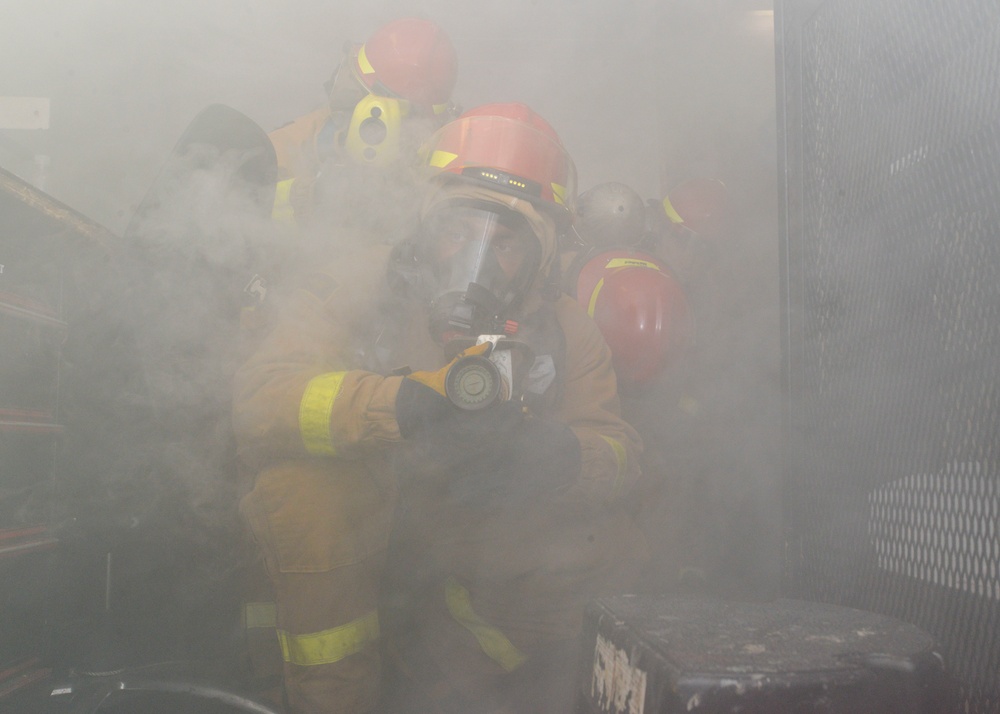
[444,576,526,673]
[601,435,628,497]
[432,102,450,116]
[272,179,296,223]
[551,182,568,206]
[430,150,458,168]
[357,44,375,75]
[299,372,347,455]
[243,601,277,630]
[277,610,379,666]
[587,277,605,318]
[604,257,661,271]
[662,195,684,224]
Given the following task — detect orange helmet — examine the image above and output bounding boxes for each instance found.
[423,102,577,221]
[662,177,729,238]
[414,104,577,341]
[352,17,458,116]
[576,182,647,248]
[575,249,692,387]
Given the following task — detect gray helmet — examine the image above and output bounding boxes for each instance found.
[575,181,646,248]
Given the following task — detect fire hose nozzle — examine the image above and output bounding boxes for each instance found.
[444,354,504,410]
[443,335,532,410]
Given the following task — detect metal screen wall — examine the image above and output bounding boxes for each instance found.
[776,0,1000,709]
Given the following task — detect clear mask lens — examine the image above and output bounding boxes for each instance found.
[426,205,538,303]
[421,203,540,340]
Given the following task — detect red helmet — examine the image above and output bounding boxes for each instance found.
[662,177,729,238]
[423,102,577,219]
[352,18,457,115]
[575,249,692,387]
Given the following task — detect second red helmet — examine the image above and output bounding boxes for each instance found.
[661,177,729,239]
[352,17,458,115]
[575,249,693,387]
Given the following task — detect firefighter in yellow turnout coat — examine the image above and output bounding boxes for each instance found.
[234,103,648,714]
[268,17,458,228]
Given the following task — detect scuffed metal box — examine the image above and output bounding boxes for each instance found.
[576,595,957,714]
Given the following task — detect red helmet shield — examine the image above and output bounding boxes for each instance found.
[354,18,458,112]
[662,177,729,239]
[576,250,692,386]
[424,103,577,215]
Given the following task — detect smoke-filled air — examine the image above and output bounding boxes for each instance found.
[0,1,781,712]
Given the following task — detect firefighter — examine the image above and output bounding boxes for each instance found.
[652,176,730,288]
[564,181,713,597]
[563,181,694,391]
[648,176,731,387]
[559,177,734,390]
[233,103,648,714]
[659,176,729,240]
[238,19,459,700]
[268,17,459,228]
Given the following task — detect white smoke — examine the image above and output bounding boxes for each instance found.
[0,0,781,601]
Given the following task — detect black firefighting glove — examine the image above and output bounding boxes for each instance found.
[454,416,581,504]
[507,417,581,489]
[443,416,581,504]
[395,343,524,464]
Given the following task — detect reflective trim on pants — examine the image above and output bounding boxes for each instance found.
[601,435,628,497]
[444,576,526,673]
[277,609,380,666]
[299,371,347,455]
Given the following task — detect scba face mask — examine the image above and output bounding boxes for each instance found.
[419,201,541,342]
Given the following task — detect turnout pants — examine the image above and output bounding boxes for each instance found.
[241,459,397,714]
[381,485,649,714]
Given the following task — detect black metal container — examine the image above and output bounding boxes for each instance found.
[576,595,958,714]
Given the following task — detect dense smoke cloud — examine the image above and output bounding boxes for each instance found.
[2,1,776,227]
[1,0,781,613]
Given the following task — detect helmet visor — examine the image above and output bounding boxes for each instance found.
[423,202,540,309]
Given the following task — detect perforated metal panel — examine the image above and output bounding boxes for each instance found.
[776,0,1000,710]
